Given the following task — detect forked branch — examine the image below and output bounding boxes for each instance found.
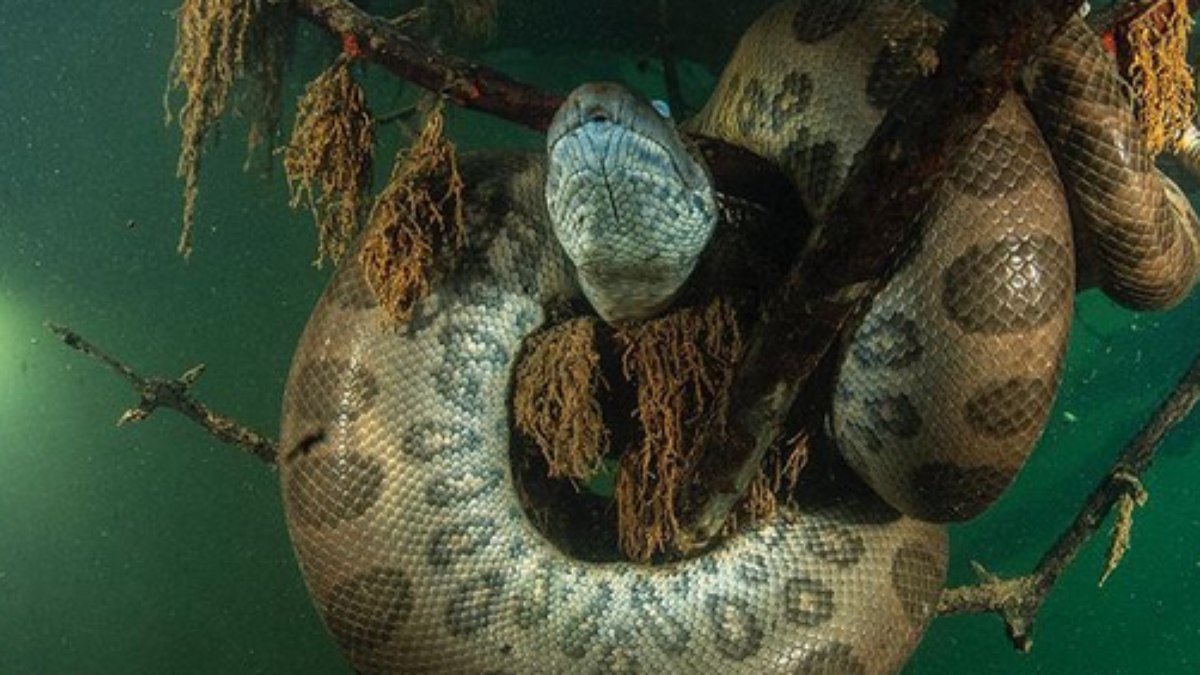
[45,322,277,464]
[937,344,1200,649]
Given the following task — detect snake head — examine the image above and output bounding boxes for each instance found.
[545,82,718,324]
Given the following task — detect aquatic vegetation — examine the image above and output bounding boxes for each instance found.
[359,103,466,319]
[514,316,610,480]
[612,298,745,561]
[164,0,288,257]
[1118,0,1195,154]
[284,59,374,266]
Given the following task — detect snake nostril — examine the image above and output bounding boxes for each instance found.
[586,106,610,124]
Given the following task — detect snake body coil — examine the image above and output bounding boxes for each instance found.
[278,2,1199,673]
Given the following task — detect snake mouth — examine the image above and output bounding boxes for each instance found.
[548,118,690,193]
[546,82,708,193]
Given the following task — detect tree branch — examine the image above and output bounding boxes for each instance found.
[45,322,277,464]
[937,343,1200,650]
[293,0,563,132]
[674,0,1087,550]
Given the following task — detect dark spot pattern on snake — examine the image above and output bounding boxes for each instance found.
[292,358,380,424]
[423,467,502,508]
[668,572,695,601]
[908,461,1014,522]
[323,567,414,656]
[435,325,512,409]
[942,233,1070,334]
[844,392,923,447]
[327,261,380,311]
[400,420,478,462]
[630,577,691,655]
[833,386,885,454]
[804,521,866,566]
[506,535,529,562]
[517,561,564,630]
[395,301,439,338]
[556,582,615,659]
[737,553,771,586]
[593,624,641,674]
[428,517,499,568]
[445,569,508,637]
[783,576,835,627]
[891,540,943,629]
[736,77,772,138]
[705,592,765,661]
[851,310,923,369]
[767,71,814,132]
[287,450,385,528]
[964,377,1054,439]
[791,0,867,43]
[794,641,868,675]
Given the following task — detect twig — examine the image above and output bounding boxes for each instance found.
[675,0,1087,551]
[45,322,277,464]
[293,0,563,131]
[937,344,1200,650]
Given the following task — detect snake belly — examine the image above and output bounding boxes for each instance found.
[278,149,947,674]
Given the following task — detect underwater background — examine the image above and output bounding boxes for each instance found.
[1,0,1198,673]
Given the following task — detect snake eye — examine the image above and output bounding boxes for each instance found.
[586,106,610,123]
[651,99,671,119]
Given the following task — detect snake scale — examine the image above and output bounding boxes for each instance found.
[277,1,1200,673]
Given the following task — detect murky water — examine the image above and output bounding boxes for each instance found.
[1,1,1197,673]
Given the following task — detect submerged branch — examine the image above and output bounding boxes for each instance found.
[937,344,1200,650]
[293,0,562,131]
[45,322,277,464]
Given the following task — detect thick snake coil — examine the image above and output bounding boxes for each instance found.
[277,2,1200,673]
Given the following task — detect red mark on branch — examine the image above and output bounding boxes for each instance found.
[342,33,364,59]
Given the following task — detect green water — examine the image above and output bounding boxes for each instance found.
[1,1,1197,673]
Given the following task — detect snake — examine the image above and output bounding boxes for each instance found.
[276,1,1200,673]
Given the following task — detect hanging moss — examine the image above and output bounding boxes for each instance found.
[1122,0,1195,154]
[513,317,610,481]
[612,298,742,562]
[358,102,465,321]
[720,424,814,535]
[164,0,281,258]
[284,59,374,265]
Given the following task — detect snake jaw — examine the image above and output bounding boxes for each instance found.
[546,82,718,323]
